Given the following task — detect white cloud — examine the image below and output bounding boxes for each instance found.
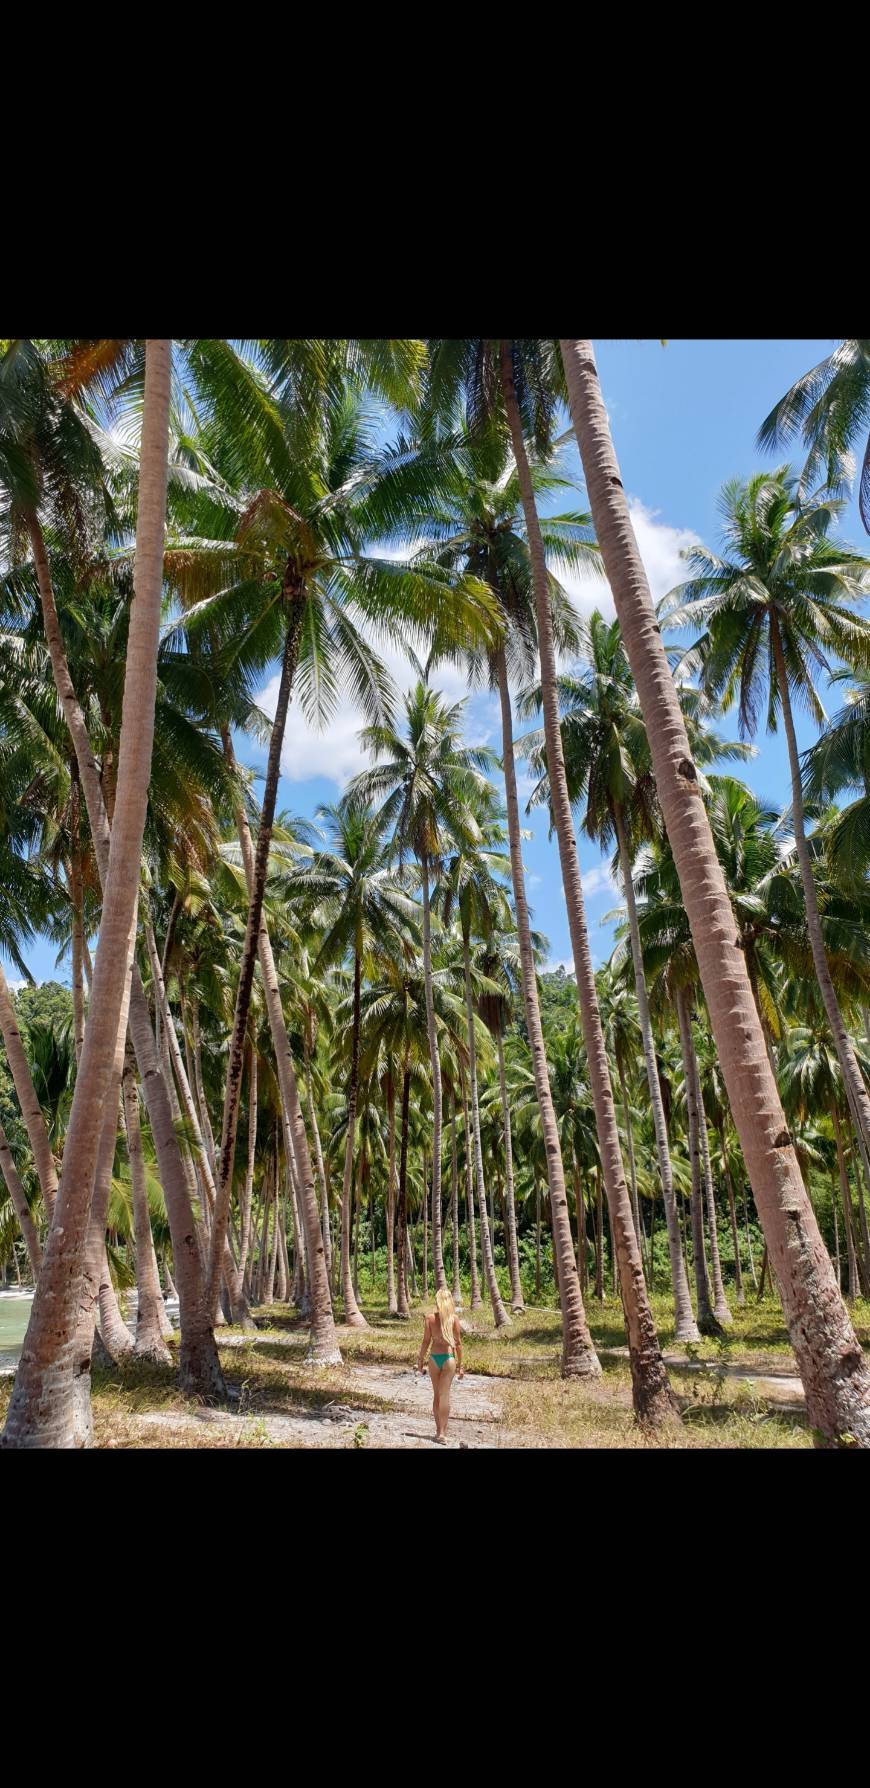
[258,624,498,791]
[5,977,28,991]
[580,861,618,899]
[556,497,699,624]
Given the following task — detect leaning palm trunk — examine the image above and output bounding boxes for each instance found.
[613,805,699,1338]
[144,914,252,1327]
[501,343,675,1424]
[770,615,870,1162]
[676,988,718,1334]
[338,954,367,1327]
[0,962,59,1224]
[208,601,305,1319]
[562,336,870,1443]
[462,933,509,1328]
[496,1032,524,1310]
[419,852,447,1291]
[69,768,87,1060]
[2,341,173,1449]
[496,646,598,1372]
[0,1117,42,1278]
[20,487,222,1399]
[221,729,339,1363]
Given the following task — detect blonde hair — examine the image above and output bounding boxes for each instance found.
[434,1286,456,1347]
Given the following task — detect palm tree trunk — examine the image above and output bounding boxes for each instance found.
[500,342,674,1425]
[220,728,339,1363]
[535,1177,542,1300]
[0,1117,42,1279]
[69,763,87,1062]
[396,1065,411,1319]
[420,851,447,1292]
[189,999,217,1175]
[276,1198,289,1303]
[771,615,870,1164]
[851,1149,870,1298]
[561,335,870,1444]
[386,1070,397,1314]
[496,645,599,1374]
[304,1030,332,1281]
[595,1169,604,1300]
[122,1057,171,1362]
[721,1139,745,1307]
[3,341,173,1449]
[832,1183,842,1290]
[21,454,222,1401]
[832,1107,860,1302]
[450,1095,462,1306]
[613,804,698,1337]
[239,1041,256,1291]
[694,1068,732,1326]
[208,597,306,1320]
[461,1070,481,1310]
[0,962,59,1225]
[676,987,719,1335]
[617,1054,643,1256]
[338,951,367,1328]
[422,1152,429,1299]
[462,932,509,1329]
[496,1031,524,1310]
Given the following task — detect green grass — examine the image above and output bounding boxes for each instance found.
[3,1288,868,1447]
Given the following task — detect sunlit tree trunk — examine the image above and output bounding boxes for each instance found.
[3,341,175,1448]
[562,333,870,1442]
[496,646,598,1373]
[501,342,674,1424]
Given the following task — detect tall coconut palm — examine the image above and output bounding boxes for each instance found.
[663,469,870,1165]
[349,679,499,1323]
[162,351,500,1324]
[458,339,677,1424]
[287,798,418,1326]
[758,340,870,534]
[442,799,516,1322]
[1,338,172,1449]
[560,336,870,1444]
[414,409,603,1377]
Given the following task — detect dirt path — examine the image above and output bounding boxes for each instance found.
[128,1360,515,1449]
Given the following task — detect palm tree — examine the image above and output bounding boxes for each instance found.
[442,799,515,1324]
[758,341,870,534]
[803,668,870,886]
[350,679,498,1322]
[2,338,172,1449]
[560,336,870,1444]
[663,469,870,1164]
[289,798,418,1326]
[779,1021,870,1301]
[515,607,754,1340]
[1,338,227,1402]
[414,401,604,1378]
[484,340,676,1424]
[161,350,500,1324]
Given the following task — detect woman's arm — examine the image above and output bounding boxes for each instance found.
[417,1317,431,1374]
[454,1316,463,1378]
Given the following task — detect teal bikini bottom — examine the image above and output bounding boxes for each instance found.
[431,1352,454,1371]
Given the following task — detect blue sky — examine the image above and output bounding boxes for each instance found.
[5,340,864,988]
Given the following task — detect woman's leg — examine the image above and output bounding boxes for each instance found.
[428,1360,441,1435]
[437,1359,457,1439]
